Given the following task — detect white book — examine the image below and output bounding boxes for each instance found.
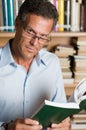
[69,78,86,103]
[71,0,76,31]
[71,123,86,130]
[14,0,18,19]
[75,1,80,31]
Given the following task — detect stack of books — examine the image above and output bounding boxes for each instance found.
[54,45,76,84]
[74,37,86,83]
[71,110,86,130]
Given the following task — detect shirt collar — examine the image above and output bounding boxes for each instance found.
[0,41,47,67]
[36,49,47,67]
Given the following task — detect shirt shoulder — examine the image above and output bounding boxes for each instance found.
[39,49,60,66]
[40,49,59,59]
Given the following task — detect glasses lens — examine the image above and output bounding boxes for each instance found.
[39,37,50,44]
[23,26,51,44]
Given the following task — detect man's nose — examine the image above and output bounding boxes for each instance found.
[30,37,39,46]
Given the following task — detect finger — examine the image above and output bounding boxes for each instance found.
[47,126,70,130]
[62,117,70,123]
[14,121,42,130]
[24,118,39,125]
[51,122,63,128]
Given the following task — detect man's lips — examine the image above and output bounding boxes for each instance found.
[26,46,35,53]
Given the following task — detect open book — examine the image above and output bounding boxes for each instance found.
[31,78,86,128]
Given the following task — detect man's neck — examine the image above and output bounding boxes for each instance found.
[10,39,33,72]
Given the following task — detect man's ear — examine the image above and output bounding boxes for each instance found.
[15,17,21,30]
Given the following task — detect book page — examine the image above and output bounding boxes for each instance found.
[68,78,86,103]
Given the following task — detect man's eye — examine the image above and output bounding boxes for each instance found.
[41,35,48,39]
[41,35,47,39]
[27,29,33,34]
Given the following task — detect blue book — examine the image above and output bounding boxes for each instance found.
[2,0,8,31]
[7,0,15,32]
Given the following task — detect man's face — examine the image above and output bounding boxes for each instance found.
[15,14,53,60]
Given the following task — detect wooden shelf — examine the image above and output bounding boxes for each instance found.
[0,32,15,47]
[47,32,86,50]
[0,32,15,37]
[51,32,86,37]
[0,31,86,37]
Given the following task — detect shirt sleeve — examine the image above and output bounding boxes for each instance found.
[0,122,4,127]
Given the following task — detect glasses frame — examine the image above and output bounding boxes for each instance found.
[23,25,51,44]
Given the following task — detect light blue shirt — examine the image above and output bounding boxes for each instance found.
[0,42,66,126]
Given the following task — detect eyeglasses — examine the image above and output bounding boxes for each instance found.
[23,26,51,44]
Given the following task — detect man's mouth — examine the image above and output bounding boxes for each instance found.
[26,46,35,53]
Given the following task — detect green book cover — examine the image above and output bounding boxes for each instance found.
[32,79,86,129]
[31,100,80,128]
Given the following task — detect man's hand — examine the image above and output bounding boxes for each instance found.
[7,118,42,130]
[47,117,71,130]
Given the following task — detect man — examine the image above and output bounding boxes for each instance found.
[0,0,70,130]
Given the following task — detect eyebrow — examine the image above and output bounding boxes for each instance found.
[27,26,49,37]
[27,26,36,33]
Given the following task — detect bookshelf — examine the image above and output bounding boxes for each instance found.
[51,32,86,37]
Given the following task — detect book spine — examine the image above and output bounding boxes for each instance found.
[80,0,84,31]
[71,0,76,31]
[75,1,81,31]
[83,0,86,31]
[7,0,14,32]
[58,0,64,32]
[0,0,3,28]
[48,0,53,4]
[67,0,71,30]
[18,0,25,9]
[53,0,58,32]
[64,0,71,31]
[14,0,18,19]
[48,0,58,32]
[2,0,8,31]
